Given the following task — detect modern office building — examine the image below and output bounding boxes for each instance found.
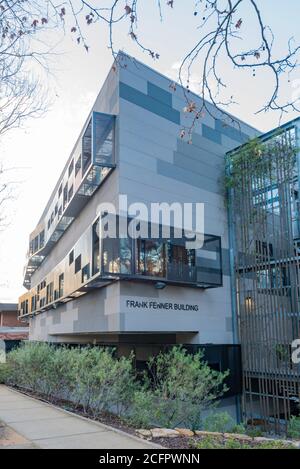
[227,119,300,430]
[18,52,259,416]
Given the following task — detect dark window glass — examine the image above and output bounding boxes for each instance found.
[168,241,196,282]
[39,230,45,248]
[63,183,68,210]
[82,264,90,283]
[82,119,92,174]
[68,159,74,176]
[58,273,64,297]
[69,250,74,265]
[195,236,222,286]
[46,282,54,304]
[92,219,100,275]
[33,235,39,253]
[93,113,114,166]
[75,155,82,177]
[58,184,62,197]
[137,239,166,278]
[75,254,81,274]
[68,184,73,201]
[103,238,132,274]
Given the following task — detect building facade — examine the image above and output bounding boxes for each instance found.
[18,53,258,416]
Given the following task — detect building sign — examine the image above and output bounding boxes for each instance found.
[125,299,199,312]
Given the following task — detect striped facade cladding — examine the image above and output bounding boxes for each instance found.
[120,79,250,145]
[119,82,180,125]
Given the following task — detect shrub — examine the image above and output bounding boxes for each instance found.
[202,411,246,434]
[7,341,52,393]
[0,363,11,383]
[5,343,229,430]
[203,411,235,433]
[131,346,228,430]
[287,416,300,439]
[246,427,264,438]
[6,342,138,419]
[193,436,296,450]
[73,347,137,417]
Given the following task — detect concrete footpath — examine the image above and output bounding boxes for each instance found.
[0,385,159,449]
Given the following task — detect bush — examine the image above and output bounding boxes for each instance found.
[5,343,229,430]
[7,341,52,393]
[0,363,11,383]
[131,346,228,430]
[287,416,300,439]
[202,411,246,434]
[73,347,137,417]
[193,435,296,450]
[6,342,138,418]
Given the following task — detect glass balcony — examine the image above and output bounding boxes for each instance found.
[98,218,222,288]
[23,111,116,289]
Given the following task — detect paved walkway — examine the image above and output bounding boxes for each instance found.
[0,385,158,449]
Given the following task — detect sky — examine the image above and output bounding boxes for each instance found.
[1,0,300,302]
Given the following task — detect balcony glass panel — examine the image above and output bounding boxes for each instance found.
[102,237,132,275]
[82,118,92,174]
[167,240,196,283]
[92,218,100,275]
[137,239,166,278]
[196,235,222,286]
[93,112,114,166]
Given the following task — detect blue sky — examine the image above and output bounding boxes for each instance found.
[1,1,300,302]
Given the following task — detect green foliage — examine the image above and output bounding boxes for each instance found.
[203,411,237,433]
[6,342,137,418]
[73,347,137,418]
[5,343,229,430]
[131,346,228,430]
[193,435,296,450]
[0,363,11,383]
[246,427,264,438]
[287,416,300,439]
[226,133,297,191]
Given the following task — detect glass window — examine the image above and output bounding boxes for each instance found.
[103,238,132,274]
[75,155,82,177]
[82,119,92,174]
[168,241,196,282]
[82,264,90,283]
[40,229,45,247]
[58,183,62,197]
[68,184,73,201]
[195,235,222,286]
[92,219,100,275]
[46,282,54,304]
[58,273,64,297]
[69,250,74,265]
[93,113,114,166]
[75,254,81,274]
[63,183,68,210]
[137,239,166,278]
[68,159,74,176]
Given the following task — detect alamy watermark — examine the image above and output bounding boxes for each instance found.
[96,194,205,249]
